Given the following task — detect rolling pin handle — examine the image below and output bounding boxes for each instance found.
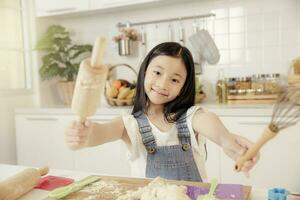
[38,166,49,176]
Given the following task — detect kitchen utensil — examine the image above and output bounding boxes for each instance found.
[268,188,289,200]
[168,24,173,41]
[197,178,218,200]
[235,86,300,171]
[188,20,202,74]
[187,183,244,200]
[0,167,48,200]
[71,37,108,122]
[178,21,184,45]
[140,26,147,57]
[188,29,220,65]
[35,175,74,191]
[48,176,100,199]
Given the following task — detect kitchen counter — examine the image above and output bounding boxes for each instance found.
[14,102,274,117]
[0,164,268,199]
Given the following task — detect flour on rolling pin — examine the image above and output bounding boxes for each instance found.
[0,167,48,200]
[71,37,108,121]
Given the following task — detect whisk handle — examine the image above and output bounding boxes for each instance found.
[235,126,277,172]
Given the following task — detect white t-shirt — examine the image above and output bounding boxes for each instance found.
[121,106,208,181]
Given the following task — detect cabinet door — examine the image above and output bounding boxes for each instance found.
[35,0,89,17]
[74,116,131,176]
[220,116,300,191]
[15,115,74,169]
[205,139,221,180]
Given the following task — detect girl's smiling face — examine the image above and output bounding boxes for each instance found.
[144,55,187,106]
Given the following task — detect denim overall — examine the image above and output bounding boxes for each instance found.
[133,111,202,182]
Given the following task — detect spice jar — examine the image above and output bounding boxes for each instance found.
[252,74,265,94]
[265,73,281,94]
[227,78,237,95]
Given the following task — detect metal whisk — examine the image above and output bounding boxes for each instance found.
[235,86,300,171]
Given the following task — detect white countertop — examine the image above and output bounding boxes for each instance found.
[14,102,275,117]
[0,164,268,200]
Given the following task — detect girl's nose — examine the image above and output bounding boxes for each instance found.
[156,76,168,89]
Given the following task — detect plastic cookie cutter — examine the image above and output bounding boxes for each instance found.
[268,188,289,200]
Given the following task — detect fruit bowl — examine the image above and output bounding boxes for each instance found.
[105,64,137,106]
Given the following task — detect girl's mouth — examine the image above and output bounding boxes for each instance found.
[151,88,168,97]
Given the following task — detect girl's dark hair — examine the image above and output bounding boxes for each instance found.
[132,42,195,123]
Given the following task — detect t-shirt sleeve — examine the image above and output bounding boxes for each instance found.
[121,114,141,161]
[186,106,207,153]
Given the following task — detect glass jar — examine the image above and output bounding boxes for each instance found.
[227,77,237,95]
[252,74,265,94]
[265,73,281,94]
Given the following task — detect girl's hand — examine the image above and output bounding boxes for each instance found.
[222,133,260,177]
[64,120,93,150]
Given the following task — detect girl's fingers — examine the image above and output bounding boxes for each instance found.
[65,135,87,143]
[65,130,89,137]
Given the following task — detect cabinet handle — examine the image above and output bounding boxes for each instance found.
[45,7,77,13]
[26,117,58,121]
[238,121,269,125]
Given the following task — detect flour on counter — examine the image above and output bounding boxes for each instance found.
[117,177,191,200]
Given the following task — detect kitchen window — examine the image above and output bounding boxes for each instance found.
[0,0,32,92]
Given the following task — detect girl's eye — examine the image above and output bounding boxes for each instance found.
[172,79,179,83]
[153,71,160,75]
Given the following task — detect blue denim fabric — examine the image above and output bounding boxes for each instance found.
[133,111,202,182]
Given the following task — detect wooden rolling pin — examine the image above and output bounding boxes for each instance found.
[0,167,49,200]
[71,37,108,122]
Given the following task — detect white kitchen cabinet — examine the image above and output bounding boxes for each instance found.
[15,114,74,169]
[205,139,221,180]
[35,0,90,17]
[90,0,159,10]
[219,116,300,192]
[73,116,131,176]
[15,112,131,176]
[34,0,169,17]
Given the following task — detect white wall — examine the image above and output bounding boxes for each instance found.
[36,0,300,104]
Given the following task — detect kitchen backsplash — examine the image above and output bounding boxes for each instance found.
[37,0,300,105]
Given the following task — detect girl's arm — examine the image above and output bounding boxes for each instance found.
[64,116,126,150]
[192,111,259,174]
[192,111,232,146]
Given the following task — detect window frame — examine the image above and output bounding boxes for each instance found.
[0,0,34,96]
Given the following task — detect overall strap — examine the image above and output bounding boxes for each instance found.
[133,111,157,154]
[176,112,192,151]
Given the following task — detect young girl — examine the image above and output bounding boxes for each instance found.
[65,42,259,182]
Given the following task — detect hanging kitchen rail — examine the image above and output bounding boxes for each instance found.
[116,13,215,28]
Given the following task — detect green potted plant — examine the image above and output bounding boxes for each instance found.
[36,25,92,105]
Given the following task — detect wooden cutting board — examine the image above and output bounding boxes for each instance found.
[44,175,251,200]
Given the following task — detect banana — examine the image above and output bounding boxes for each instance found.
[106,87,118,98]
[126,88,136,99]
[117,87,131,99]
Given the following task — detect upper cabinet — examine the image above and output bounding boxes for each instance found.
[90,0,159,9]
[35,0,165,17]
[35,0,90,17]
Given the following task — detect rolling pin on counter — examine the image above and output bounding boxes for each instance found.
[0,166,48,200]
